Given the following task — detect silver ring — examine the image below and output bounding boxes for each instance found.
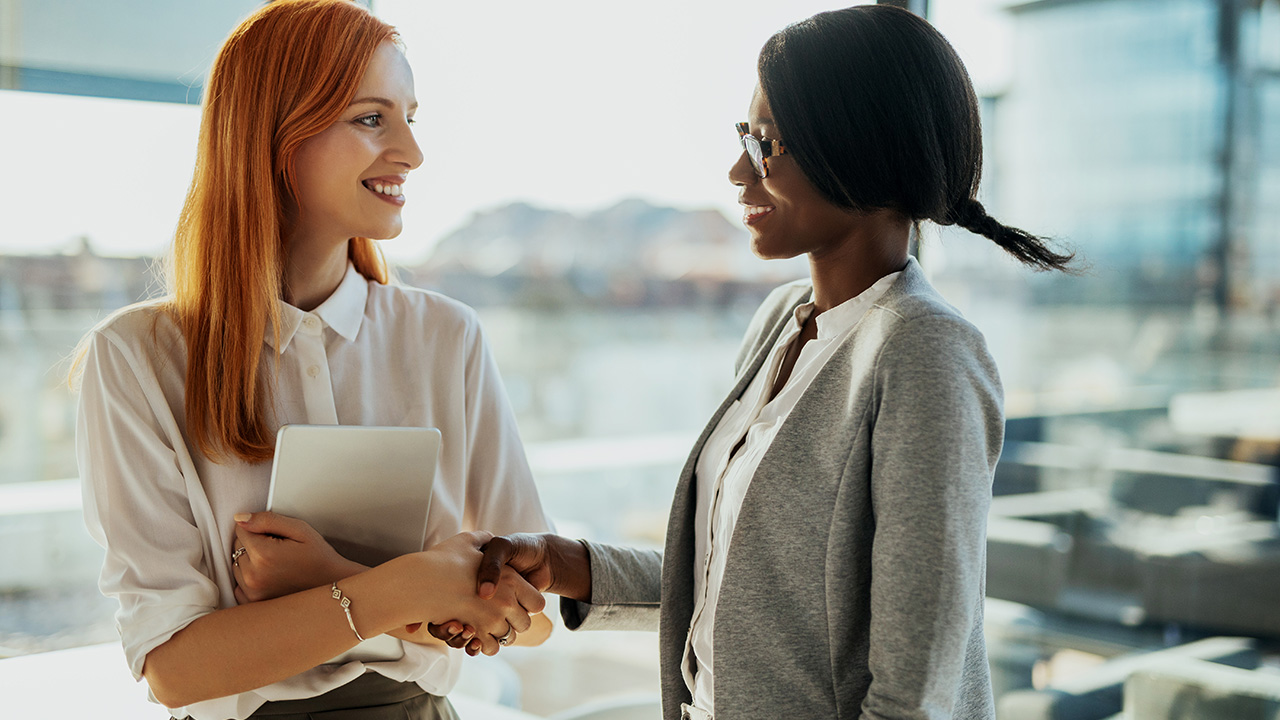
[497,626,516,647]
[231,546,247,566]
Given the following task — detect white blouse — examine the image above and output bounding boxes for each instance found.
[685,271,901,717]
[77,263,551,720]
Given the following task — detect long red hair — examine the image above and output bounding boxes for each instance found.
[170,0,396,462]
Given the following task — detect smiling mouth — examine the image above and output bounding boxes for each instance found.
[362,179,406,206]
[362,180,403,197]
[742,205,775,225]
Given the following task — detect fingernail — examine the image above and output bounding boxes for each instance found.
[461,630,474,640]
[234,513,251,523]
[448,624,461,634]
[479,582,495,596]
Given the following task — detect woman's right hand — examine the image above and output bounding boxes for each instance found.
[429,532,592,654]
[410,531,546,656]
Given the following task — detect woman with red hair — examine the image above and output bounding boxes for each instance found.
[73,1,549,718]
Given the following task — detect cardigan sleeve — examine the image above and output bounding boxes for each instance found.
[859,314,1004,720]
[559,540,663,631]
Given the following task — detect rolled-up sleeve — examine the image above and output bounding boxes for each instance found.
[78,328,218,681]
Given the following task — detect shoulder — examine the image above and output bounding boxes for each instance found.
[875,310,991,373]
[74,299,186,401]
[869,266,988,359]
[871,263,965,324]
[84,299,182,360]
[861,272,1001,403]
[365,281,482,338]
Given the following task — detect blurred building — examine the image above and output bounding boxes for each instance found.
[995,0,1280,309]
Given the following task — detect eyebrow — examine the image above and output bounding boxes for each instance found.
[349,96,419,111]
[748,116,775,129]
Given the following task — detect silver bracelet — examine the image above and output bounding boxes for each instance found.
[331,582,366,642]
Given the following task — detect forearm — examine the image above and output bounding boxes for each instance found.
[145,556,419,708]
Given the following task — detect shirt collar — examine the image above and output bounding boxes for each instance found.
[796,269,904,341]
[312,262,368,342]
[265,262,369,351]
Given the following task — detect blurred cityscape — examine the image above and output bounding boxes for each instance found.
[2,0,1280,718]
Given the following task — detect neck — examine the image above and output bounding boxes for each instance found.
[283,238,350,311]
[808,212,911,312]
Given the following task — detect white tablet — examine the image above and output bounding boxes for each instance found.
[266,424,441,664]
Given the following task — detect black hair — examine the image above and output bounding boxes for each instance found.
[758,5,1073,271]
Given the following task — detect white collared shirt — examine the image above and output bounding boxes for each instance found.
[77,263,551,720]
[685,271,901,716]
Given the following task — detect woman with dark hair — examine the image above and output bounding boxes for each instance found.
[461,5,1072,719]
[73,1,551,718]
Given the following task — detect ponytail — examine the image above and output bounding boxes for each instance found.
[760,7,1080,275]
[945,198,1075,272]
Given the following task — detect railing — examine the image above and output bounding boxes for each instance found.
[0,433,698,517]
[0,434,696,591]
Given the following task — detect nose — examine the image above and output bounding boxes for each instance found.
[728,149,756,187]
[391,117,424,171]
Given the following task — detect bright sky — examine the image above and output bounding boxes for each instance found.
[0,0,1010,263]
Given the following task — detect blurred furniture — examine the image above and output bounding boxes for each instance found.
[1125,657,1280,719]
[986,441,1280,637]
[995,636,1257,720]
[1168,389,1280,442]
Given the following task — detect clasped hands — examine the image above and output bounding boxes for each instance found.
[228,512,555,656]
[428,532,591,655]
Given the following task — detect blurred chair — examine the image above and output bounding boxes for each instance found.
[1125,657,1280,719]
[986,441,1280,636]
[995,636,1256,720]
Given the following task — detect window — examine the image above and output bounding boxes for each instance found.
[2,1,1278,717]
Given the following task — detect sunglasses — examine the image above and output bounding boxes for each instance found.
[736,122,788,178]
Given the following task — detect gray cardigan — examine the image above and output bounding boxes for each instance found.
[562,258,1003,720]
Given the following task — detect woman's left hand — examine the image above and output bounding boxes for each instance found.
[230,511,361,604]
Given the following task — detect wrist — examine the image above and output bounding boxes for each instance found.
[548,536,592,603]
[347,553,427,634]
[330,555,368,583]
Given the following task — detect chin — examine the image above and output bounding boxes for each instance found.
[750,236,804,262]
[364,222,404,241]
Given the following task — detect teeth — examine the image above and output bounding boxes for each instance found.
[367,181,403,197]
[744,205,774,218]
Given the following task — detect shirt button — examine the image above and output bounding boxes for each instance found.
[307,365,320,378]
[302,316,320,333]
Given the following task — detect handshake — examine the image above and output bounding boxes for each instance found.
[230,514,593,658]
[424,532,593,657]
